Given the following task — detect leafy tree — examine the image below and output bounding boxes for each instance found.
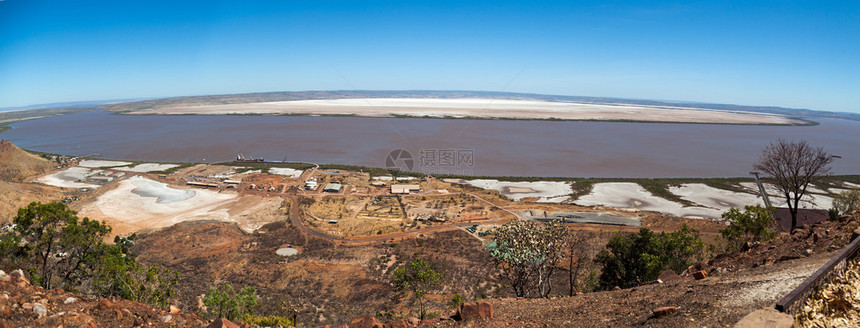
[489,220,567,298]
[595,226,704,289]
[753,139,834,230]
[0,202,179,308]
[203,283,259,321]
[720,205,778,251]
[9,202,111,290]
[833,190,860,215]
[391,257,442,320]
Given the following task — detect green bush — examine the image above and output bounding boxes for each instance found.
[834,190,860,215]
[203,284,259,320]
[241,314,293,327]
[391,257,442,320]
[595,225,704,289]
[448,293,465,309]
[720,205,777,251]
[93,237,179,309]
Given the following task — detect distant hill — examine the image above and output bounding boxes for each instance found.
[99,90,860,121]
[0,140,54,182]
[0,107,94,125]
[0,141,63,223]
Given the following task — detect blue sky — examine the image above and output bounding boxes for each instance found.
[1,1,858,112]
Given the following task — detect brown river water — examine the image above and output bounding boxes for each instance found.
[3,111,858,178]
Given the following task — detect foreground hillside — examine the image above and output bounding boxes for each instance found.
[428,209,860,327]
[132,220,501,326]
[1,140,858,327]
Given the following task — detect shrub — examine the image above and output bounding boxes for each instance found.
[391,257,442,320]
[241,314,293,327]
[448,293,465,309]
[834,190,860,215]
[720,205,777,251]
[203,284,259,321]
[595,225,704,289]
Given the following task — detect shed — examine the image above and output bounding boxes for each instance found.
[323,183,343,193]
[391,184,420,194]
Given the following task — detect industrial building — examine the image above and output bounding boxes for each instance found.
[323,183,343,193]
[305,179,318,190]
[390,184,420,194]
[187,181,218,188]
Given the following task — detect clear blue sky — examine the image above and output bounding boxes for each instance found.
[1,1,858,112]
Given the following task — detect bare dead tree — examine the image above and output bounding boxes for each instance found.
[567,230,589,296]
[753,139,834,231]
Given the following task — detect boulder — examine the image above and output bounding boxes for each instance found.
[209,318,241,328]
[0,304,10,318]
[97,299,113,310]
[613,286,622,291]
[9,270,28,287]
[65,312,97,327]
[687,261,709,275]
[64,297,78,304]
[652,306,677,318]
[33,303,47,318]
[169,304,181,314]
[693,270,708,280]
[457,301,493,321]
[0,271,8,283]
[812,228,827,242]
[350,315,383,328]
[658,269,680,282]
[407,317,420,326]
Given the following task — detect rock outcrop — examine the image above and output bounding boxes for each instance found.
[456,301,493,321]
